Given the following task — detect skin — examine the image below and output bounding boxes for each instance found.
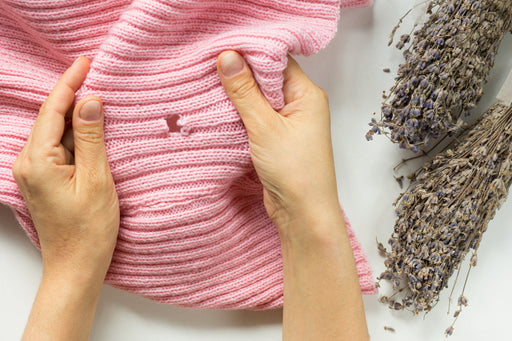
[217,51,369,341]
[13,57,119,341]
[15,53,369,340]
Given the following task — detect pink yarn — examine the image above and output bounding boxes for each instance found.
[0,0,376,309]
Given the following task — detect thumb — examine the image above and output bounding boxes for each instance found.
[72,96,108,171]
[217,51,277,135]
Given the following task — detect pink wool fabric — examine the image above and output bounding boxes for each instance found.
[0,0,376,309]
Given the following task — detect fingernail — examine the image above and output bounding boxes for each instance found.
[72,56,82,66]
[220,52,244,78]
[79,100,102,121]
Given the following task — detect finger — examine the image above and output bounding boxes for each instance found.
[61,144,74,165]
[282,55,319,105]
[72,96,108,172]
[217,51,277,134]
[30,56,90,149]
[62,128,75,165]
[61,128,74,154]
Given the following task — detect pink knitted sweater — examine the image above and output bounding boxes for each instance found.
[0,0,375,309]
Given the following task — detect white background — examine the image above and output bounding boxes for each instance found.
[2,0,512,339]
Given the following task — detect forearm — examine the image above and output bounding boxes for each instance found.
[279,206,369,341]
[22,271,104,341]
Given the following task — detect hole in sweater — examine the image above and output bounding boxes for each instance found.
[166,115,181,133]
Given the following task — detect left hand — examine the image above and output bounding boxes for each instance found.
[12,56,120,283]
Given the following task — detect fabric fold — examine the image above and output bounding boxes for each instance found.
[0,0,375,309]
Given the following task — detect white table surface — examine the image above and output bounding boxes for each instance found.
[2,0,512,339]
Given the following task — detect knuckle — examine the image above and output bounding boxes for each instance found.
[230,77,259,102]
[12,158,37,187]
[38,101,48,115]
[11,158,22,181]
[304,85,330,112]
[75,127,105,145]
[85,167,111,190]
[316,86,329,102]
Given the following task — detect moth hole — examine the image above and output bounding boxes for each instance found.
[166,115,181,133]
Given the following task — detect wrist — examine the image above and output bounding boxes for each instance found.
[40,241,114,289]
[275,200,348,248]
[37,267,105,324]
[23,263,104,341]
[41,253,109,298]
[267,184,342,229]
[41,266,105,300]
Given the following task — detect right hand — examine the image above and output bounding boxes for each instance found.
[217,51,342,235]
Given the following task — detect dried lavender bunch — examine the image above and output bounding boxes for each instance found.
[367,0,512,152]
[378,102,512,320]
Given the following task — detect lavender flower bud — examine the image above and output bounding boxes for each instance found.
[367,0,512,152]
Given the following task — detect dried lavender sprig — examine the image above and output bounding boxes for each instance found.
[378,102,512,316]
[367,0,512,152]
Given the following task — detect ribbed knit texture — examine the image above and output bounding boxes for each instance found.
[0,0,375,309]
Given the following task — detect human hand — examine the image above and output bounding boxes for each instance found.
[217,52,369,341]
[217,52,341,235]
[12,57,120,283]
